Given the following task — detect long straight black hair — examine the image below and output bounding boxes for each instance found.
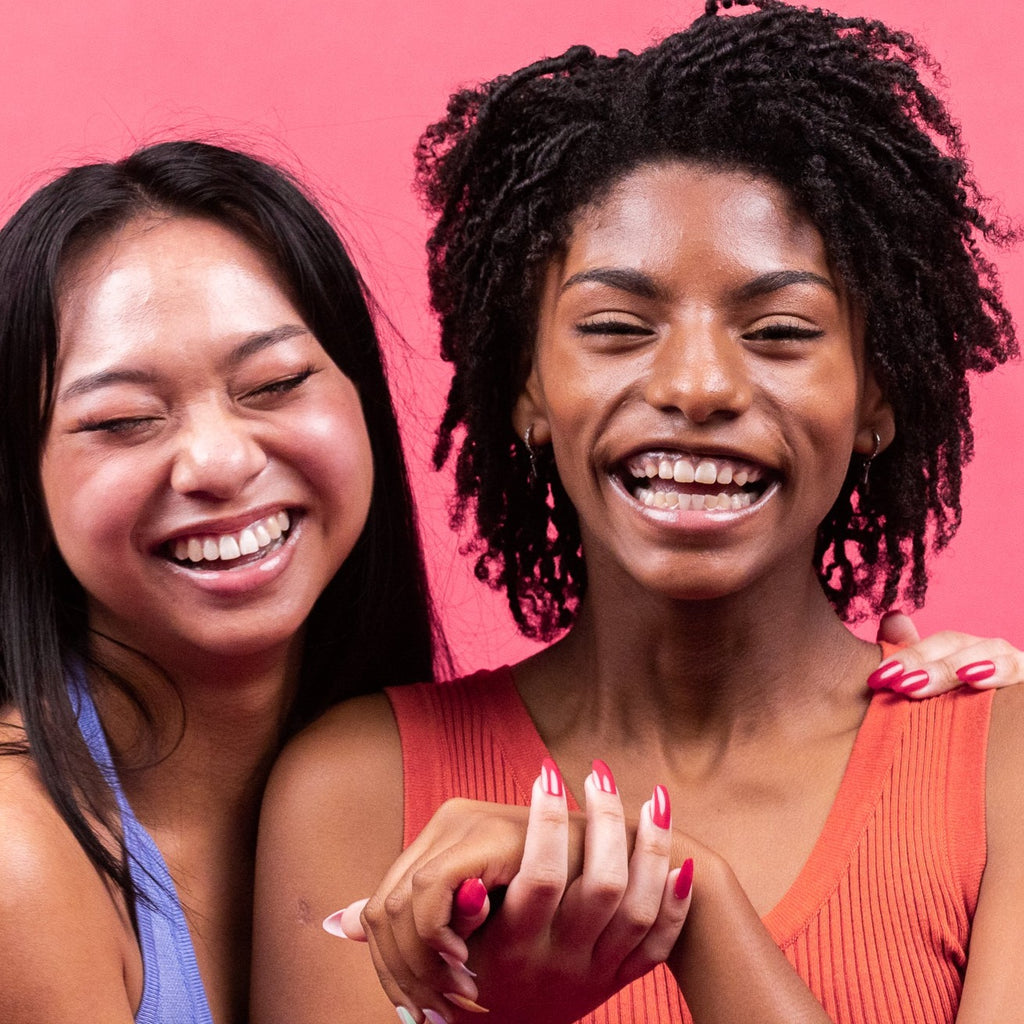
[0,140,442,902]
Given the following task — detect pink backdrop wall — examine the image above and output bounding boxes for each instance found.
[3,0,1021,671]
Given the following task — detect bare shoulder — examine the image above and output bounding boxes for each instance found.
[252,692,407,1023]
[956,686,1024,1022]
[0,738,137,1022]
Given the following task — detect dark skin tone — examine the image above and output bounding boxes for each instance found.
[252,162,1024,1023]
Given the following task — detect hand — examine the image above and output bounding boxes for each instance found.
[869,611,1024,698]
[324,760,693,1023]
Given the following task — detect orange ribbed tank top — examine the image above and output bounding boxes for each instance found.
[386,668,990,1023]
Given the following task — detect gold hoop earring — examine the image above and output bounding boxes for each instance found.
[861,429,882,492]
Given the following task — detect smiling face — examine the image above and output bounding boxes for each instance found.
[515,160,893,604]
[41,214,374,672]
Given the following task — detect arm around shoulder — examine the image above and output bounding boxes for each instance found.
[251,692,407,1024]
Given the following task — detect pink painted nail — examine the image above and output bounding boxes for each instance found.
[674,858,694,900]
[444,992,490,1013]
[541,757,564,797]
[440,950,477,978]
[956,660,997,686]
[591,758,617,795]
[868,660,904,690]
[454,878,487,917]
[651,784,671,830]
[423,1010,450,1024]
[893,669,929,693]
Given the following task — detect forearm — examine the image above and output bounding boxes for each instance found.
[667,856,831,1024]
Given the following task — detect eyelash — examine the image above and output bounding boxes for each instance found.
[246,365,318,398]
[745,324,824,341]
[77,416,157,436]
[575,320,653,337]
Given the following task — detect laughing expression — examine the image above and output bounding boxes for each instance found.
[515,160,892,603]
[41,215,374,671]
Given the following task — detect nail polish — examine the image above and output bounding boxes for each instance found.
[591,758,617,795]
[454,878,488,917]
[541,757,564,797]
[893,669,929,693]
[440,950,477,978]
[651,784,671,830]
[956,660,996,686]
[322,909,351,939]
[674,858,694,900]
[423,1010,450,1024]
[444,992,490,1013]
[867,660,904,690]
[396,1008,417,1024]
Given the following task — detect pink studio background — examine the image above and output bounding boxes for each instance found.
[2,0,1021,672]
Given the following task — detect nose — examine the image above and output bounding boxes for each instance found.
[169,402,268,498]
[643,320,752,423]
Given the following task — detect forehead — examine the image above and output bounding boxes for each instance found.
[54,215,299,370]
[560,160,831,277]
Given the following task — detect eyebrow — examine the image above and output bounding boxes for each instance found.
[559,267,836,302]
[57,323,312,402]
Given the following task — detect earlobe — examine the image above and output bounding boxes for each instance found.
[855,372,895,456]
[511,369,552,447]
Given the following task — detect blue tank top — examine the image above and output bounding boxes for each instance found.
[70,668,214,1024]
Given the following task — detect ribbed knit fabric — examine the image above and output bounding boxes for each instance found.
[386,667,990,1024]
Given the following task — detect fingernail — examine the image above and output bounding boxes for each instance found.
[440,950,477,978]
[454,877,488,917]
[591,758,617,795]
[541,757,563,797]
[674,858,694,900]
[893,669,929,693]
[423,1010,450,1024]
[322,908,351,939]
[956,660,997,686]
[444,992,490,1013]
[396,1009,417,1024]
[651,784,671,830]
[867,660,904,690]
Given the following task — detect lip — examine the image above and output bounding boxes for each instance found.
[159,513,303,598]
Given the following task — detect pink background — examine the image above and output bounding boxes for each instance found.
[3,0,1021,671]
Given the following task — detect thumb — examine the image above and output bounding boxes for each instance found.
[877,610,920,646]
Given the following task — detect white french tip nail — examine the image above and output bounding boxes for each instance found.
[322,909,351,938]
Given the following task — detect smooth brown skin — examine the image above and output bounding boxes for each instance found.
[0,215,373,1024]
[252,163,1024,1024]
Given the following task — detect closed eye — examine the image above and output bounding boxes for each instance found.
[244,366,318,400]
[744,323,824,342]
[575,319,655,338]
[76,416,160,436]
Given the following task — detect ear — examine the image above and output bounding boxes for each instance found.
[511,363,552,447]
[853,369,895,456]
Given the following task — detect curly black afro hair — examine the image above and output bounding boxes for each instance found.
[417,0,1017,637]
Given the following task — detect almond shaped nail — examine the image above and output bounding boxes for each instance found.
[651,784,671,830]
[444,992,490,1013]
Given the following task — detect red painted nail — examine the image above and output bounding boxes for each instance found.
[591,759,617,795]
[867,660,904,690]
[956,660,997,686]
[894,669,929,693]
[454,878,487,917]
[651,784,671,830]
[674,858,694,900]
[541,757,564,797]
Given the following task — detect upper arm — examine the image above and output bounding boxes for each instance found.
[956,686,1024,1023]
[0,754,137,1023]
[251,693,406,1024]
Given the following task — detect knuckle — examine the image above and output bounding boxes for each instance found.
[362,892,389,929]
[516,864,566,899]
[586,876,627,909]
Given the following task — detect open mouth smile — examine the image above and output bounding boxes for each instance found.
[165,510,293,570]
[618,452,774,512]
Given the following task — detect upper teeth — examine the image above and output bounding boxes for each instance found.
[171,511,291,564]
[631,455,763,487]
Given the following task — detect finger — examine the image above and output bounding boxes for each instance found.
[591,785,672,971]
[556,760,629,946]
[868,632,1024,699]
[450,877,491,938]
[621,856,694,979]
[876,610,920,646]
[501,758,569,935]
